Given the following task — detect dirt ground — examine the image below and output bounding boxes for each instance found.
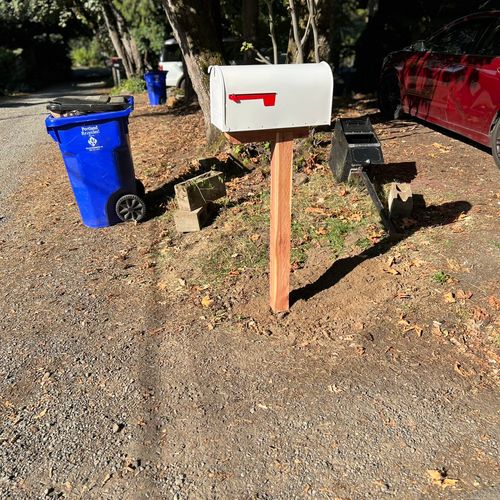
[0,92,499,499]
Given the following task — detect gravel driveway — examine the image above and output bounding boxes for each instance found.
[0,83,104,219]
[0,91,498,499]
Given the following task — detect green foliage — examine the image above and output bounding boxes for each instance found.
[69,37,102,67]
[110,77,146,95]
[0,47,25,94]
[431,271,450,284]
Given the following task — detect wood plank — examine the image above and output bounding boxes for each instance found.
[269,131,294,313]
[225,127,308,145]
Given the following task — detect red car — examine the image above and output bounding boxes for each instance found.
[378,11,500,167]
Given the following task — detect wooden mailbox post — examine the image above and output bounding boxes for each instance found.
[210,63,334,312]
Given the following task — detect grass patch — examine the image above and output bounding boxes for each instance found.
[355,237,372,251]
[110,77,146,95]
[431,271,450,284]
[200,237,267,285]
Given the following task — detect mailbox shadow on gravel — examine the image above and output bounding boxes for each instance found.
[145,154,253,218]
[290,198,472,306]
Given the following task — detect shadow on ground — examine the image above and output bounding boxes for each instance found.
[290,198,472,306]
[145,154,254,218]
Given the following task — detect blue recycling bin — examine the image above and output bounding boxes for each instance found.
[45,95,146,228]
[144,71,167,105]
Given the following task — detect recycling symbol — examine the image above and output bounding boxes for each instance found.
[88,136,98,146]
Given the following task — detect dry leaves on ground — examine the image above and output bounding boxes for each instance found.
[426,469,459,489]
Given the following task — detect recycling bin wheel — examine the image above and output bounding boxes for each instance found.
[116,194,146,222]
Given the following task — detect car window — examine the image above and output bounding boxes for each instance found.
[476,22,500,56]
[427,18,492,55]
[161,45,182,62]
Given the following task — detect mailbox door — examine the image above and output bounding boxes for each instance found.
[210,62,333,132]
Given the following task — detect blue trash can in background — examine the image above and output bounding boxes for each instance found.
[45,95,146,228]
[144,71,167,105]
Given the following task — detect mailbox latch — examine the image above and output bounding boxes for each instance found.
[228,93,276,107]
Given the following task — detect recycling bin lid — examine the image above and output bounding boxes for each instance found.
[46,95,132,114]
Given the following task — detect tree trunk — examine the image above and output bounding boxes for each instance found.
[315,0,334,63]
[101,1,143,78]
[242,0,259,63]
[264,0,279,64]
[288,0,304,63]
[162,0,225,142]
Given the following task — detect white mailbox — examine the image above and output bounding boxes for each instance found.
[210,62,333,133]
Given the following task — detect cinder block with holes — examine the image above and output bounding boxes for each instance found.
[174,171,226,211]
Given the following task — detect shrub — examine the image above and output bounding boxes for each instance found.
[110,77,146,95]
[69,38,102,67]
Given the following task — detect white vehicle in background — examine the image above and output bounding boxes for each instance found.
[158,37,244,89]
[158,38,185,89]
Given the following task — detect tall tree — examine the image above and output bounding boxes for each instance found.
[242,0,259,62]
[101,0,143,78]
[162,0,225,141]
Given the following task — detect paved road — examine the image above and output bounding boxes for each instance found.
[0,82,105,220]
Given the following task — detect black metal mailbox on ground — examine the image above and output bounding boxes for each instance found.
[329,117,385,182]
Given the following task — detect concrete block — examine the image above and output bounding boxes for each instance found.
[388,182,413,218]
[174,205,209,232]
[174,171,226,211]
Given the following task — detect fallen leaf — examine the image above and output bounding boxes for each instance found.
[488,296,500,310]
[34,408,48,420]
[441,478,459,489]
[426,469,458,489]
[432,321,442,335]
[411,258,426,267]
[201,295,214,308]
[456,289,472,300]
[250,233,261,242]
[443,292,456,303]
[427,470,442,481]
[305,206,328,215]
[454,362,474,377]
[413,325,423,337]
[432,142,451,153]
[472,307,489,321]
[101,473,112,487]
[384,267,400,275]
[328,384,342,393]
[338,187,349,196]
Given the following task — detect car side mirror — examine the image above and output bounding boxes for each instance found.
[412,40,427,52]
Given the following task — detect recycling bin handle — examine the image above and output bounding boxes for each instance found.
[125,95,134,110]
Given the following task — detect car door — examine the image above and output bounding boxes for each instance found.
[446,17,500,145]
[413,17,493,124]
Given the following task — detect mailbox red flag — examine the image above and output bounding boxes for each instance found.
[228,93,276,107]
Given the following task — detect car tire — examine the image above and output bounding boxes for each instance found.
[491,118,500,169]
[378,72,402,120]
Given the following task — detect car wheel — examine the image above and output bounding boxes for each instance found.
[491,118,500,169]
[378,72,402,120]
